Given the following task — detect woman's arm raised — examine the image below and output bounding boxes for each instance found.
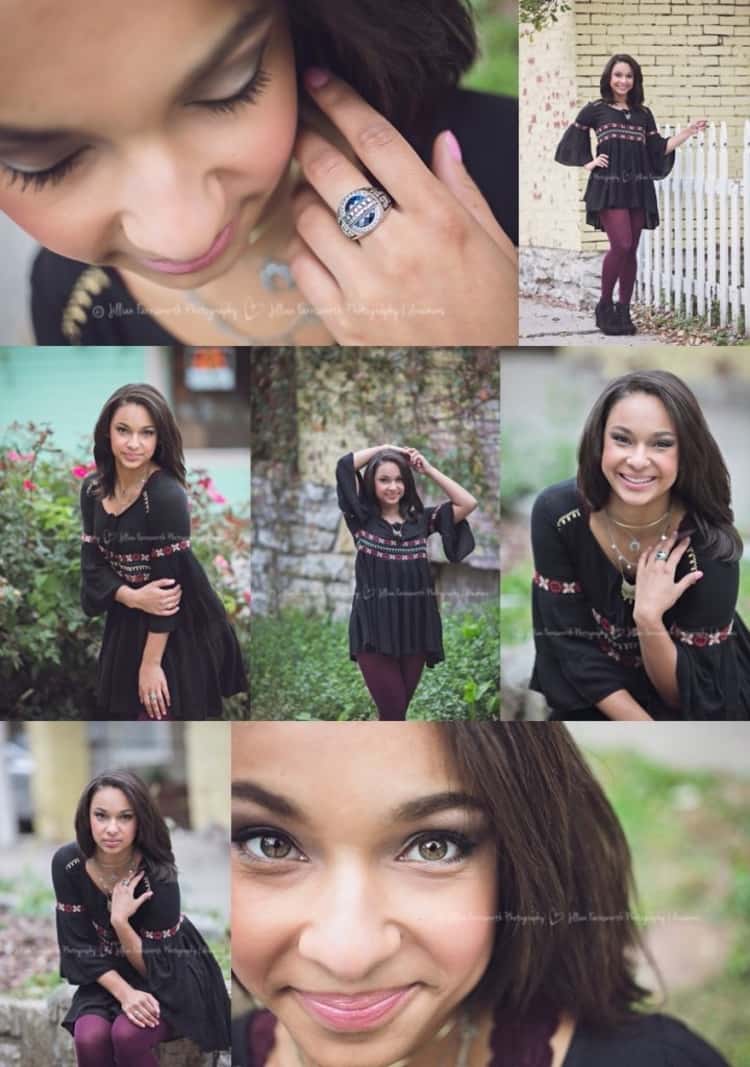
[410,450,477,523]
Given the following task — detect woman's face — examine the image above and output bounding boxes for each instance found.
[231,724,498,1067]
[373,461,406,509]
[89,786,138,859]
[109,402,159,473]
[0,0,298,289]
[601,392,679,513]
[610,62,635,99]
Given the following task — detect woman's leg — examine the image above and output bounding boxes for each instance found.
[356,652,409,720]
[399,654,426,712]
[617,208,646,304]
[110,1013,173,1067]
[599,207,635,304]
[73,1014,115,1067]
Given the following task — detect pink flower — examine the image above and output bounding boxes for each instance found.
[243,590,251,606]
[7,450,34,463]
[207,489,226,504]
[198,476,212,489]
[213,554,230,573]
[23,479,37,491]
[71,465,89,479]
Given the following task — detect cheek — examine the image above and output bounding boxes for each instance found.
[0,187,109,263]
[231,870,289,997]
[420,872,497,987]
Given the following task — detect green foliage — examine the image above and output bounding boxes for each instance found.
[501,432,577,512]
[14,877,55,918]
[251,603,499,720]
[0,424,250,718]
[519,0,572,34]
[500,561,535,647]
[11,970,63,999]
[464,2,518,98]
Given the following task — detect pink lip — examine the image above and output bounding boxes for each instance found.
[138,219,236,276]
[293,985,418,1032]
[618,472,656,491]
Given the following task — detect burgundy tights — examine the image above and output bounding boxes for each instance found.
[599,207,646,304]
[356,652,426,720]
[73,1013,173,1067]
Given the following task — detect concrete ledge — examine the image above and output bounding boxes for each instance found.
[520,246,602,307]
[0,988,230,1066]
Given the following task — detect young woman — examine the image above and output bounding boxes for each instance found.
[335,446,477,720]
[52,769,229,1065]
[1,0,517,347]
[530,370,750,721]
[230,721,731,1066]
[555,54,706,336]
[80,382,247,719]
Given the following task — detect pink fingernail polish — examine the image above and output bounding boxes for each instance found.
[445,129,463,162]
[305,67,330,90]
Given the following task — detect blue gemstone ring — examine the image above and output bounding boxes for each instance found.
[336,186,393,240]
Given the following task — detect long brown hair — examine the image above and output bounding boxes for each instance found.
[442,723,653,1029]
[599,54,645,109]
[577,370,743,562]
[75,769,176,883]
[91,383,186,499]
[360,449,424,520]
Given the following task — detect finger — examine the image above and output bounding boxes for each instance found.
[156,579,177,588]
[289,247,345,335]
[291,183,363,282]
[302,68,434,213]
[163,679,171,708]
[294,126,375,217]
[132,889,154,911]
[675,571,704,597]
[431,130,515,257]
[668,536,691,569]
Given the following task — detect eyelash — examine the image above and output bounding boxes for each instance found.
[94,812,133,821]
[1,64,271,194]
[232,827,479,868]
[612,434,673,449]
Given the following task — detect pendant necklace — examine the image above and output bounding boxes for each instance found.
[292,1012,476,1067]
[604,509,671,603]
[608,507,671,554]
[90,851,137,911]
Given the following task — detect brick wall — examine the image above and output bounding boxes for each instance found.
[521,0,750,257]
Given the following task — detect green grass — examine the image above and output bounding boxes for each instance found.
[10,971,63,999]
[500,561,535,647]
[583,750,750,1065]
[251,604,499,720]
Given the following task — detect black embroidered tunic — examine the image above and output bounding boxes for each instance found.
[80,469,247,718]
[232,1008,729,1067]
[554,100,674,230]
[530,480,750,721]
[52,842,230,1052]
[335,453,475,667]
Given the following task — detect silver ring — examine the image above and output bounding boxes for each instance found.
[337,186,392,239]
[654,549,669,561]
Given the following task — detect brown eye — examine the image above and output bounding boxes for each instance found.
[260,835,292,859]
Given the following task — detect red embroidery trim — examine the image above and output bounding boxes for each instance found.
[532,571,582,595]
[56,902,84,913]
[142,915,184,940]
[669,621,733,647]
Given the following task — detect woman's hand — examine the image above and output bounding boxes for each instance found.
[585,154,608,171]
[633,532,703,627]
[110,870,153,927]
[132,578,181,617]
[120,985,161,1030]
[686,118,708,136]
[405,447,427,473]
[138,662,170,720]
[290,70,517,346]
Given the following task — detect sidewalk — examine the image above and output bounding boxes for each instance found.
[519,295,662,346]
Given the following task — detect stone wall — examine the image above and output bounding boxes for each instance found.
[0,987,230,1066]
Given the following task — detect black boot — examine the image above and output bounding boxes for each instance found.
[595,299,622,336]
[614,302,637,335]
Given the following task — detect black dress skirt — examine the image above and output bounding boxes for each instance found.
[232,1007,729,1066]
[335,453,475,667]
[554,100,674,230]
[529,480,750,721]
[52,842,230,1052]
[80,470,247,718]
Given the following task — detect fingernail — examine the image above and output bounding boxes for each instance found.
[305,67,330,90]
[444,129,462,162]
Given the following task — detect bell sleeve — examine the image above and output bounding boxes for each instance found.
[139,876,231,1051]
[554,103,596,166]
[336,452,372,535]
[644,107,675,179]
[144,475,192,635]
[425,502,475,563]
[670,555,748,720]
[530,489,632,711]
[52,848,116,986]
[80,478,123,617]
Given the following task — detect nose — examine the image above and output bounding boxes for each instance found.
[116,140,226,262]
[297,865,401,982]
[626,445,650,470]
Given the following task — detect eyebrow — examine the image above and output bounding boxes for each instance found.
[0,3,272,150]
[93,807,134,814]
[114,421,156,429]
[610,425,675,436]
[231,782,486,824]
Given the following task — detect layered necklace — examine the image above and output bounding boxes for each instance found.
[89,850,138,911]
[292,1012,476,1067]
[113,464,154,513]
[604,506,672,602]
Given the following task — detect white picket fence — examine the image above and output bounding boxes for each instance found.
[635,119,750,335]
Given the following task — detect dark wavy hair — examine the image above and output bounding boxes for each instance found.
[442,723,654,1029]
[287,0,477,131]
[75,769,177,883]
[91,383,186,499]
[577,370,743,562]
[360,449,424,520]
[600,54,645,110]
